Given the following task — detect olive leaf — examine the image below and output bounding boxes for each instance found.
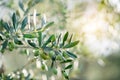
[21,16,28,31]
[63,41,79,48]
[27,40,37,48]
[65,64,73,70]
[3,23,10,32]
[19,1,25,11]
[23,33,36,38]
[12,13,17,30]
[63,32,68,45]
[66,51,77,58]
[38,31,42,47]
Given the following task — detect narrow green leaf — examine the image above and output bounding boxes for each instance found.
[3,23,10,32]
[63,32,68,45]
[42,22,54,31]
[65,64,73,70]
[68,34,73,43]
[0,35,3,41]
[14,39,23,45]
[38,31,42,47]
[42,35,55,47]
[45,21,54,28]
[19,1,25,11]
[23,33,36,38]
[12,13,17,30]
[60,59,73,63]
[63,41,79,48]
[27,40,37,48]
[21,17,28,30]
[66,51,77,58]
[57,33,61,44]
[1,40,8,53]
[62,70,69,80]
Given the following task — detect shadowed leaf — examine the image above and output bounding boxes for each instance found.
[63,32,69,45]
[66,51,77,58]
[38,31,42,47]
[12,13,17,30]
[65,64,73,70]
[19,1,25,11]
[21,17,28,30]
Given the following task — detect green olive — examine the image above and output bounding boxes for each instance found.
[49,51,55,58]
[41,64,45,70]
[40,53,49,60]
[52,68,57,75]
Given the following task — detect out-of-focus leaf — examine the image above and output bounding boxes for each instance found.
[60,59,73,63]
[57,33,61,45]
[63,32,68,45]
[23,33,36,38]
[41,14,47,26]
[66,51,77,58]
[44,21,54,28]
[0,35,3,41]
[28,0,33,7]
[42,35,55,47]
[12,13,17,30]
[1,40,8,53]
[27,40,37,48]
[3,23,10,32]
[62,70,69,80]
[25,0,41,15]
[38,31,42,47]
[65,64,73,70]
[19,1,25,11]
[68,34,73,43]
[14,39,23,45]
[30,13,40,16]
[63,41,79,48]
[21,16,28,31]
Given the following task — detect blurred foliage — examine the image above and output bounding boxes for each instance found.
[0,0,79,80]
